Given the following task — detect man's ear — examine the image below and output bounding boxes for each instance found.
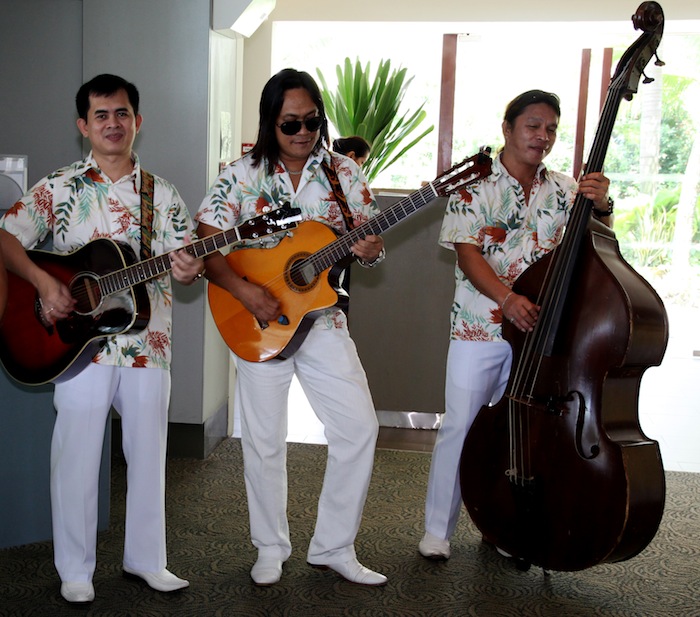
[501,120,510,139]
[135,113,143,133]
[76,117,88,138]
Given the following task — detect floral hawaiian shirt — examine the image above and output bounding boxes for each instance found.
[195,148,378,331]
[439,152,578,343]
[0,152,195,369]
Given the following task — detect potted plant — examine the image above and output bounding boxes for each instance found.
[317,57,434,185]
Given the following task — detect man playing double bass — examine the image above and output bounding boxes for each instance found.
[419,90,612,561]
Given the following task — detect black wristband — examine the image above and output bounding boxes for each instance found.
[592,197,614,219]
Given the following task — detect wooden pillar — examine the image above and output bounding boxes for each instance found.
[437,34,458,175]
[600,48,614,111]
[575,47,614,179]
[574,49,591,180]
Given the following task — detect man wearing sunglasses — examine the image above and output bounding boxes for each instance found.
[196,69,386,587]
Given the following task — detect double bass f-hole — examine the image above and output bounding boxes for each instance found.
[569,390,600,460]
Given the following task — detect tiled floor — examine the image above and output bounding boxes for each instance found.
[283,303,699,473]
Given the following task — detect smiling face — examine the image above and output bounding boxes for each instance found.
[76,89,142,164]
[275,87,321,168]
[501,102,559,173]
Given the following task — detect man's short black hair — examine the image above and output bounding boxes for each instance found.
[76,74,140,120]
[503,90,561,125]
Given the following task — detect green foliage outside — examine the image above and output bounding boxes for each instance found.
[316,58,434,185]
[615,187,700,268]
[605,73,700,270]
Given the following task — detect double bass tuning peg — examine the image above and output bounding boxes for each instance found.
[642,53,665,85]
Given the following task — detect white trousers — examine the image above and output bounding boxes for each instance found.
[424,340,512,540]
[52,364,170,582]
[234,327,379,564]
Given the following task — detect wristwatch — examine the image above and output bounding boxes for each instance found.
[358,247,386,268]
[592,197,614,219]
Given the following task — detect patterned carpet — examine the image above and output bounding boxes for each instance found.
[1,438,699,617]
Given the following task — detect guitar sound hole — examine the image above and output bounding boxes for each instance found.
[70,274,103,315]
[285,253,316,292]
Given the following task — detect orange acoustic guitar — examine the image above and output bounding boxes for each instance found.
[208,148,493,362]
[0,205,301,386]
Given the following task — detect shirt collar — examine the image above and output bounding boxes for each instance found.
[69,151,141,190]
[491,151,550,184]
[275,147,330,176]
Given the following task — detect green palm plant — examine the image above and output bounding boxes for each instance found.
[316,57,434,185]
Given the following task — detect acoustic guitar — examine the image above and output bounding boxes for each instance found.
[208,149,493,362]
[0,205,301,385]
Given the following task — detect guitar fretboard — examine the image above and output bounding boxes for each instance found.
[301,182,440,276]
[98,208,300,296]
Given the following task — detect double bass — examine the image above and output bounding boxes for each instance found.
[459,2,669,572]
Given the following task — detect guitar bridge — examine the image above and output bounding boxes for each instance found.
[34,296,54,335]
[255,315,290,330]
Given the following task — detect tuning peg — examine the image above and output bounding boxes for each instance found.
[641,70,655,85]
[654,53,665,67]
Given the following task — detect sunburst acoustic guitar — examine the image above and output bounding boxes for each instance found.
[208,149,493,362]
[0,205,301,385]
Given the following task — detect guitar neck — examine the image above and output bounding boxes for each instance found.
[308,182,439,273]
[98,226,245,295]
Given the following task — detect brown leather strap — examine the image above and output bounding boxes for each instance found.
[321,160,354,231]
[139,170,154,260]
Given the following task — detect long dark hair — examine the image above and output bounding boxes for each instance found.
[250,68,329,175]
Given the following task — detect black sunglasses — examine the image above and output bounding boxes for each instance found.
[277,116,324,136]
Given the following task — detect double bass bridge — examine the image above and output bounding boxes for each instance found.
[506,390,600,461]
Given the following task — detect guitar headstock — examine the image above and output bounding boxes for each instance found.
[241,203,302,240]
[432,147,493,197]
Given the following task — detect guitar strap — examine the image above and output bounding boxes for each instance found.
[321,160,354,231]
[139,169,155,260]
[321,159,355,313]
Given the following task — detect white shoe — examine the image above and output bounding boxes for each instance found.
[60,581,95,603]
[419,532,451,560]
[496,546,512,558]
[251,556,283,586]
[481,535,512,558]
[123,566,189,592]
[309,558,387,586]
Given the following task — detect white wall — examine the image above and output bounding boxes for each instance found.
[203,31,245,429]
